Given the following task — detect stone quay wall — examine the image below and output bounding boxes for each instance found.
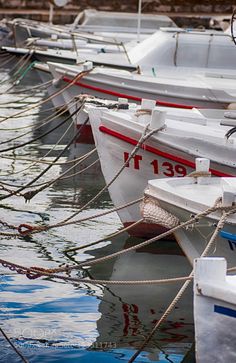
[0,1,234,13]
[0,1,234,24]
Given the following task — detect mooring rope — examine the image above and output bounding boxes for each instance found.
[10,50,34,78]
[64,218,144,253]
[0,51,34,93]
[0,54,23,85]
[128,209,232,363]
[11,53,35,82]
[15,122,162,234]
[0,107,74,153]
[0,113,88,201]
[25,201,236,273]
[3,153,98,193]
[0,114,75,183]
[7,79,54,96]
[0,258,192,285]
[13,60,38,86]
[0,327,29,363]
[0,70,91,124]
[0,205,235,282]
[0,98,75,146]
[0,198,142,238]
[1,199,236,363]
[0,54,17,68]
[0,148,96,167]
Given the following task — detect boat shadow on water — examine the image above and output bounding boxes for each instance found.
[66,236,195,362]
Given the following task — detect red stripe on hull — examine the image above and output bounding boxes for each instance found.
[63,76,200,109]
[76,124,94,144]
[123,221,175,240]
[99,125,234,177]
[123,237,184,255]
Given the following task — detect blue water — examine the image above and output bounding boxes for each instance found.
[0,61,195,362]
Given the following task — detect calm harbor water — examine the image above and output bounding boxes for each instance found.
[0,64,195,362]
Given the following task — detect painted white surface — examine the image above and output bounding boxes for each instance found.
[194,258,236,362]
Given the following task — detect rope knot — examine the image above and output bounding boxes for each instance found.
[18,223,38,236]
[26,266,50,279]
[28,266,70,279]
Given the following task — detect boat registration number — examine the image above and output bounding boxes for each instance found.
[124,152,187,177]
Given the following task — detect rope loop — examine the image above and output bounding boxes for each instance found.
[26,266,71,279]
[17,223,37,236]
[26,271,43,280]
[25,266,57,280]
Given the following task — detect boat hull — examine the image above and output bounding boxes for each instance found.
[58,74,230,110]
[89,113,235,238]
[157,199,236,267]
[194,258,236,362]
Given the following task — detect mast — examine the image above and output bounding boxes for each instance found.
[137,0,142,43]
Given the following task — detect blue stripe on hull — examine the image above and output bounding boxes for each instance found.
[220,230,236,242]
[214,305,236,318]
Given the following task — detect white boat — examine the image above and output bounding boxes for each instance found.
[88,100,236,238]
[194,257,236,362]
[25,28,236,123]
[4,27,236,115]
[59,97,136,178]
[4,27,236,69]
[70,9,176,34]
[45,58,236,123]
[7,10,175,47]
[143,159,236,265]
[34,62,66,109]
[32,59,236,138]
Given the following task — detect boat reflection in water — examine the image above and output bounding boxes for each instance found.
[84,236,194,361]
